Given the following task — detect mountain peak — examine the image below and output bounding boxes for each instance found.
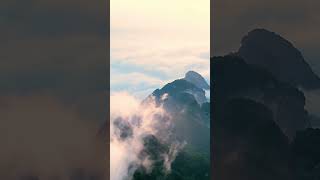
[238,28,320,89]
[184,71,210,90]
[241,29,294,48]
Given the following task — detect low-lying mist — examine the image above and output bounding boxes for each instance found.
[110,92,185,180]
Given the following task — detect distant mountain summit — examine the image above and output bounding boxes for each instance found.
[184,71,210,90]
[107,71,210,180]
[238,29,320,89]
[150,71,210,152]
[133,72,210,179]
[152,71,209,105]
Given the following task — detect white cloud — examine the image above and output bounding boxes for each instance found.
[110,71,171,98]
[110,93,184,180]
[110,0,210,94]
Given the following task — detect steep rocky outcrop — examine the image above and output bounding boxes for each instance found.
[184,71,210,90]
[238,29,320,89]
[211,55,310,139]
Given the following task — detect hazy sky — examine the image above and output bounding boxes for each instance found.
[0,0,108,178]
[111,0,210,98]
[213,0,320,75]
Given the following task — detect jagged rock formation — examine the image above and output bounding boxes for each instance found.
[238,29,320,89]
[153,78,208,105]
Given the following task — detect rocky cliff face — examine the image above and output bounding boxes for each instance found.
[211,55,310,140]
[238,29,320,89]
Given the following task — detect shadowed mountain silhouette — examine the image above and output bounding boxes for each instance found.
[211,55,301,180]
[212,29,320,180]
[213,98,293,180]
[211,55,310,140]
[292,128,320,179]
[238,29,320,89]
